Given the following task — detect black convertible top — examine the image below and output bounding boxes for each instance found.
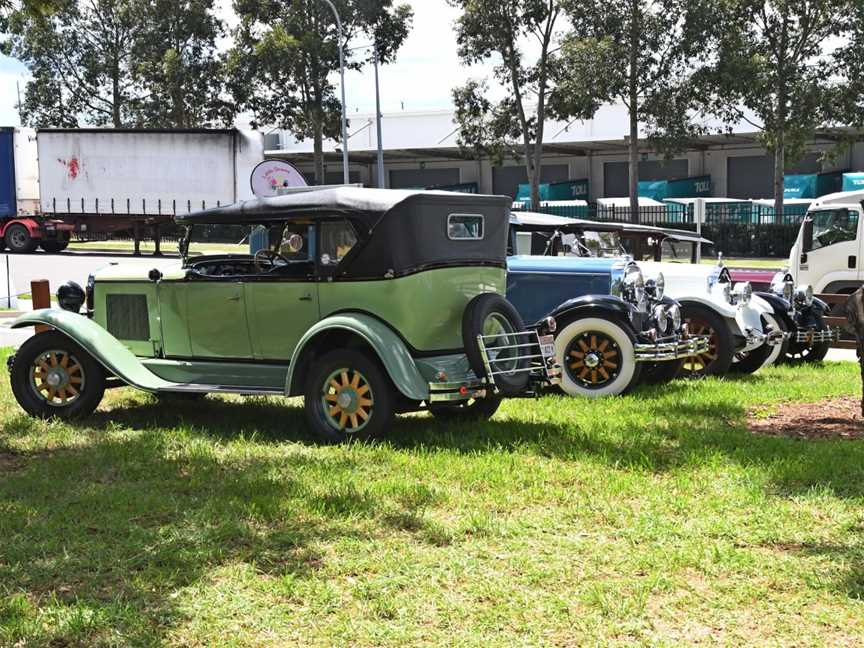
[180,187,513,278]
[178,187,510,225]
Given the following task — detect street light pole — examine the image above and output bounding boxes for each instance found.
[373,46,385,188]
[322,0,350,184]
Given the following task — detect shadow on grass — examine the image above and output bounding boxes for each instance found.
[0,428,381,645]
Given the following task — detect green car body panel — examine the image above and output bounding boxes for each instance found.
[11,309,178,392]
[285,313,430,401]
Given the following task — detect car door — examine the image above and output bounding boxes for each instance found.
[801,207,861,292]
[246,225,320,360]
[186,279,254,359]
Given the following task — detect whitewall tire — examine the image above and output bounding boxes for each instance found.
[555,317,640,398]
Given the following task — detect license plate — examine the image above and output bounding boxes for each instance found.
[539,335,555,358]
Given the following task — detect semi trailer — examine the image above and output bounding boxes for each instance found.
[0,127,263,254]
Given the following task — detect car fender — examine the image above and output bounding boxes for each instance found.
[545,294,636,329]
[672,293,738,319]
[754,292,796,329]
[286,313,429,402]
[11,309,178,392]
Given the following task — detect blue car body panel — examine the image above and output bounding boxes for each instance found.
[506,255,620,325]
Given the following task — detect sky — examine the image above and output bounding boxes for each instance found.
[0,1,494,127]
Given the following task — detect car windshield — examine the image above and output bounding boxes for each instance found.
[579,230,623,257]
[184,224,254,256]
[812,209,858,250]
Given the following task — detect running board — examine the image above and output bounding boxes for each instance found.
[160,384,285,396]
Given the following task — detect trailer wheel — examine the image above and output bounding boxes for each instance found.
[4,223,37,253]
[40,240,69,254]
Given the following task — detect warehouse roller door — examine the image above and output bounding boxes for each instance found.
[603,159,689,197]
[727,153,821,199]
[389,168,460,189]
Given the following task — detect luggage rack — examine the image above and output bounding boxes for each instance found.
[476,330,560,391]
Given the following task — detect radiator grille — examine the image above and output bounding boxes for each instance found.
[106,294,150,341]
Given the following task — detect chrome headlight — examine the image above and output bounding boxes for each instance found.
[732,282,752,306]
[653,304,669,335]
[623,267,645,305]
[645,272,665,301]
[716,281,732,304]
[669,303,682,331]
[793,284,814,307]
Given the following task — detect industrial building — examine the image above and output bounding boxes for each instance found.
[263,104,864,201]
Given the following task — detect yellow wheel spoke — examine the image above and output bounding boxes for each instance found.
[56,388,67,402]
[357,384,370,396]
[569,360,584,369]
[357,408,370,421]
[577,339,589,352]
[603,360,617,369]
[598,367,609,380]
[598,339,609,352]
[38,383,51,392]
[358,397,373,408]
[578,367,589,380]
[350,372,360,389]
[338,412,348,429]
[67,363,81,375]
[67,385,79,397]
[603,350,617,358]
[49,353,58,368]
[349,414,359,429]
[590,370,598,383]
[329,379,341,391]
[569,350,584,358]
[325,393,338,403]
[69,376,83,385]
[329,404,341,416]
[38,360,50,373]
[60,354,69,368]
[340,371,350,387]
[590,335,597,350]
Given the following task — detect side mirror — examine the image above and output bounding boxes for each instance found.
[802,218,814,253]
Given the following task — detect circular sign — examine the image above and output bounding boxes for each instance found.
[250,159,307,197]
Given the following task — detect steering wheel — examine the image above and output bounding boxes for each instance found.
[254,249,289,273]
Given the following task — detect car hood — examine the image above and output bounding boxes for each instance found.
[507,255,626,274]
[92,259,186,282]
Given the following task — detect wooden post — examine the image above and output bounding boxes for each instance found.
[133,221,141,256]
[846,288,864,416]
[31,279,51,333]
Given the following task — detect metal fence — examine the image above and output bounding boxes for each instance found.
[516,202,804,258]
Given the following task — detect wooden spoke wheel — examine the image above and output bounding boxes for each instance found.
[10,331,106,420]
[678,304,734,378]
[304,349,395,442]
[321,368,375,433]
[28,349,86,406]
[681,316,719,374]
[565,331,621,389]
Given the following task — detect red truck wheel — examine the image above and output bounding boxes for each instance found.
[4,223,37,253]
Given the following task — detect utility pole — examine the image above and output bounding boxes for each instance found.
[321,0,350,184]
[373,46,385,188]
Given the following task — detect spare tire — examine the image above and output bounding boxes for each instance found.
[462,293,530,395]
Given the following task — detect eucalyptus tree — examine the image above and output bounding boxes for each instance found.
[554,0,714,221]
[701,0,856,213]
[449,0,563,209]
[229,0,413,184]
[2,0,142,127]
[130,0,230,127]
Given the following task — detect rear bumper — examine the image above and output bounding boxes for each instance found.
[634,335,710,362]
[794,328,840,344]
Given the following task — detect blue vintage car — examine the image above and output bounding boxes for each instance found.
[506,217,708,397]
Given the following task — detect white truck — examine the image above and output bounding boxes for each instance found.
[0,128,263,254]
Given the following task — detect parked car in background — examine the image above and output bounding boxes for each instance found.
[510,213,783,377]
[6,189,558,440]
[507,213,708,397]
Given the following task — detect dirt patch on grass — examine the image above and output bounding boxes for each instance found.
[748,397,864,440]
[0,451,25,472]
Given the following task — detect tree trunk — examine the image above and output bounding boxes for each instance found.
[112,70,122,127]
[627,0,640,224]
[313,123,325,185]
[628,110,639,224]
[773,141,785,218]
[528,157,540,210]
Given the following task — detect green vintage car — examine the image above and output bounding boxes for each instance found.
[7,188,558,440]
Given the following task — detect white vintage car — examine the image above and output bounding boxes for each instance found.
[510,212,785,377]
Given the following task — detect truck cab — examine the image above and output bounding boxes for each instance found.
[788,189,864,295]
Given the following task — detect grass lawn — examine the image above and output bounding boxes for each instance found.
[1,349,863,645]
